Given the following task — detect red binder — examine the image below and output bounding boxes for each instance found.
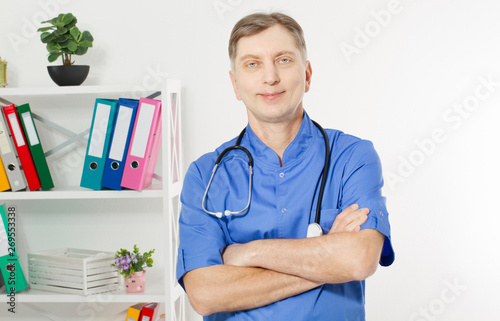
[2,104,41,191]
[138,302,159,321]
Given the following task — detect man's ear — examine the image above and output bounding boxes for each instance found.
[229,70,242,101]
[305,60,312,93]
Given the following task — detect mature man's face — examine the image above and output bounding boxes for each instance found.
[230,24,312,127]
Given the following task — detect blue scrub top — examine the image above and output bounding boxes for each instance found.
[177,112,395,321]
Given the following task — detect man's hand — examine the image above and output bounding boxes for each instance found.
[328,204,369,234]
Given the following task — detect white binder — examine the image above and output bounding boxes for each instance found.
[0,112,26,191]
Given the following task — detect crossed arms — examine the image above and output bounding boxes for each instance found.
[182,204,385,316]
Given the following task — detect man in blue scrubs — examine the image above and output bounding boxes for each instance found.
[176,12,395,320]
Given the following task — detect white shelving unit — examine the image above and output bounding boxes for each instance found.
[0,82,185,321]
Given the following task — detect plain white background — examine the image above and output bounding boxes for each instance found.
[2,0,500,320]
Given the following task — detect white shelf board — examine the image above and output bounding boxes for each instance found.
[0,85,155,96]
[0,184,163,200]
[0,281,165,303]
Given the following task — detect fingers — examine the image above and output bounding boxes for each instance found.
[346,208,368,232]
[329,204,369,234]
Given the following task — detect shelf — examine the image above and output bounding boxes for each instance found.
[0,80,184,319]
[0,282,165,303]
[0,85,149,97]
[0,184,163,200]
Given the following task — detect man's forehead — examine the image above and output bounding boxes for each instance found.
[234,25,300,59]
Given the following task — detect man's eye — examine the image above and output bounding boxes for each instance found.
[278,58,290,64]
[247,62,258,68]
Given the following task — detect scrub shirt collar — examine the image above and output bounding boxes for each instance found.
[241,111,315,168]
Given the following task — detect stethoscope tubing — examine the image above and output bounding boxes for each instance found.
[201,120,329,227]
[311,120,330,226]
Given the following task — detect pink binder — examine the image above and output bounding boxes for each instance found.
[120,98,162,190]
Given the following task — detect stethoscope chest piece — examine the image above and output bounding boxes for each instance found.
[306,223,323,238]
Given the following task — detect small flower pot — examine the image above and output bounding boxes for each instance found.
[47,65,90,86]
[125,270,146,293]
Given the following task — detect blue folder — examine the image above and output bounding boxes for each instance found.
[101,98,139,190]
[80,99,118,190]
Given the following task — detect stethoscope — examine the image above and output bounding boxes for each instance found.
[202,120,330,238]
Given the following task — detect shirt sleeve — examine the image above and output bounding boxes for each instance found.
[176,162,228,289]
[340,139,395,267]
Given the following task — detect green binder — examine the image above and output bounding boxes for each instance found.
[16,103,54,190]
[0,204,28,293]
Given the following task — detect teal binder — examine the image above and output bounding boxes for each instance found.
[0,204,28,293]
[80,99,118,190]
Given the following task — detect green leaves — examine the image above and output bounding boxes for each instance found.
[59,13,75,25]
[40,32,53,43]
[75,46,88,56]
[67,41,78,52]
[38,26,53,33]
[53,27,68,36]
[70,26,80,40]
[46,43,60,53]
[48,52,62,63]
[80,30,94,44]
[37,13,93,65]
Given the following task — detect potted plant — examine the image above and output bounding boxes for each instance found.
[37,13,94,86]
[111,245,155,293]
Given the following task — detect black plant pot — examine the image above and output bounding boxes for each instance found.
[47,65,90,86]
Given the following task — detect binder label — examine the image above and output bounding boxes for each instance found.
[130,103,155,158]
[108,106,133,161]
[7,114,25,147]
[0,121,12,154]
[88,103,111,158]
[21,112,40,146]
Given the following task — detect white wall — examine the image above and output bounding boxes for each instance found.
[2,0,500,320]
[1,0,168,88]
[167,1,500,320]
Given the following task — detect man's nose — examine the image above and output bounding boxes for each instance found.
[263,63,280,85]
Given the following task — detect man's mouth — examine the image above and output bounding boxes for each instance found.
[259,91,285,100]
